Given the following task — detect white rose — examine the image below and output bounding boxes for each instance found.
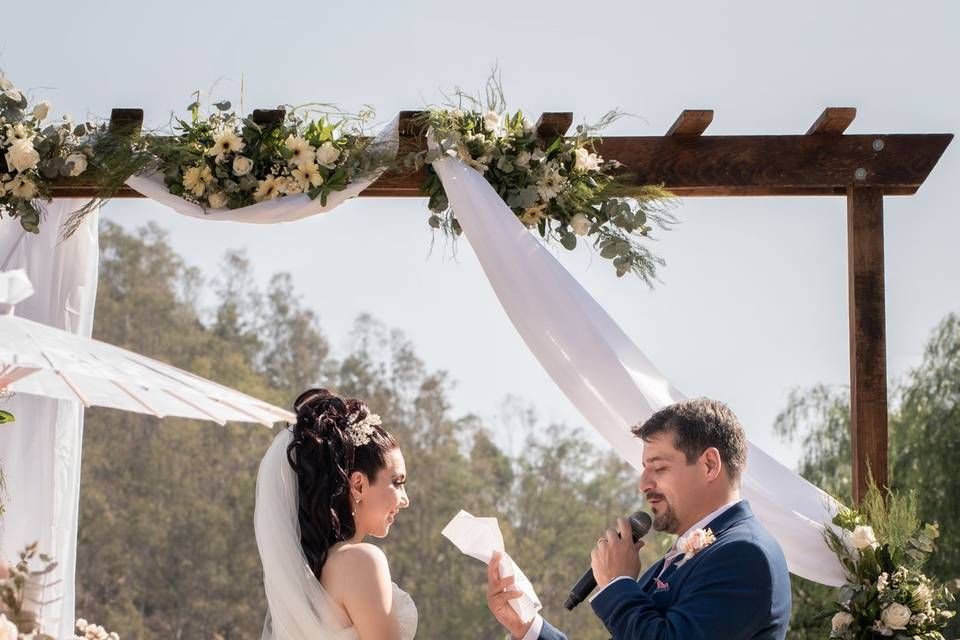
[881,602,911,630]
[483,110,502,132]
[0,613,18,640]
[851,525,878,550]
[314,141,340,168]
[65,153,88,177]
[570,213,592,236]
[5,138,40,172]
[232,155,253,176]
[32,100,51,121]
[574,147,602,172]
[831,611,854,631]
[0,76,12,91]
[207,191,228,209]
[3,89,22,102]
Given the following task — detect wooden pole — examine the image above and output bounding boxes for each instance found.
[847,186,889,502]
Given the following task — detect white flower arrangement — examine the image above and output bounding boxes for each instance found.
[825,481,956,639]
[0,74,92,233]
[147,98,384,211]
[412,80,676,281]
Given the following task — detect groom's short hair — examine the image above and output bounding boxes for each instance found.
[632,398,747,485]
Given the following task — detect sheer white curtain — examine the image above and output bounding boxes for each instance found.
[0,200,100,638]
[432,156,846,586]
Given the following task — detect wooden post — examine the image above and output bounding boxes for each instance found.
[847,186,889,502]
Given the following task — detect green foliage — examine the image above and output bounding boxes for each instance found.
[74,221,668,639]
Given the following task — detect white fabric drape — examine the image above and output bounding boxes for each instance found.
[432,156,846,586]
[0,200,100,638]
[125,117,399,223]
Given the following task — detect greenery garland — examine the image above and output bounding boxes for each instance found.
[410,82,675,281]
[1,72,675,282]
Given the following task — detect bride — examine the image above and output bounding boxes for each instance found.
[254,388,417,639]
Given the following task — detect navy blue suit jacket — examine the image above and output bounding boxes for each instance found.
[538,501,791,639]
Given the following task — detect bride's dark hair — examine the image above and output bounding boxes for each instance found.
[287,388,399,579]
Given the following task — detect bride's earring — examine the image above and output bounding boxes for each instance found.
[351,496,361,516]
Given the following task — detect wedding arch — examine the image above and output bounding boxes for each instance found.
[52,105,954,502]
[2,95,952,637]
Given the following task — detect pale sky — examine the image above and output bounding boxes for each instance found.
[8,0,959,469]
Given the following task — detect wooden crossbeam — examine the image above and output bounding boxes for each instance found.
[665,109,713,136]
[808,107,857,135]
[50,109,951,199]
[535,112,573,140]
[108,108,144,136]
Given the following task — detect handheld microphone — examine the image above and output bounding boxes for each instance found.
[563,510,652,610]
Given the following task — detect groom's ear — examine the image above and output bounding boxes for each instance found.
[701,447,723,482]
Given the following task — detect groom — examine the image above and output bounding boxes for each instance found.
[487,398,791,639]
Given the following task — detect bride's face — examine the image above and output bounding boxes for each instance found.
[354,448,410,539]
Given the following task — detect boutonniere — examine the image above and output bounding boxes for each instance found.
[675,527,716,567]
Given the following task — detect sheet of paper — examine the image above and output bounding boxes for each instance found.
[441,510,542,623]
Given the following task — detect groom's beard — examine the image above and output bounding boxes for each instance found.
[648,493,680,533]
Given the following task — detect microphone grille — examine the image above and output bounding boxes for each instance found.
[628,510,653,538]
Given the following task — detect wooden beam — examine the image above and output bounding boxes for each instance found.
[252,109,285,128]
[108,109,144,136]
[807,107,857,135]
[594,133,952,197]
[847,186,889,502]
[46,110,953,198]
[666,110,713,137]
[535,112,573,140]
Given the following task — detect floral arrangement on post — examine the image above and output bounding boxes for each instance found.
[412,79,675,281]
[0,73,92,233]
[825,478,956,639]
[142,96,384,210]
[0,544,119,640]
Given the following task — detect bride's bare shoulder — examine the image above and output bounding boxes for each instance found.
[323,542,391,590]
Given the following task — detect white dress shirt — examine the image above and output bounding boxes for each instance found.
[520,499,742,640]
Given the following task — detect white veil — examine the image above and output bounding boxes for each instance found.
[254,427,347,640]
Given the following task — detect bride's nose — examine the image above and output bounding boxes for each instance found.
[399,487,410,508]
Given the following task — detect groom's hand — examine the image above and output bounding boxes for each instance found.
[591,517,644,588]
[487,551,531,639]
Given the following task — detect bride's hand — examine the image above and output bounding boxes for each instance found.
[486,551,531,639]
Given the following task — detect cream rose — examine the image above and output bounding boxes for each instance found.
[232,155,253,176]
[570,213,592,236]
[0,76,12,91]
[207,191,228,209]
[831,611,853,632]
[314,141,340,168]
[881,602,911,630]
[5,138,40,172]
[65,153,88,177]
[32,100,51,121]
[851,525,878,550]
[483,110,503,134]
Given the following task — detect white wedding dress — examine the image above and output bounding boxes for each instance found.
[255,428,418,639]
[310,582,418,640]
